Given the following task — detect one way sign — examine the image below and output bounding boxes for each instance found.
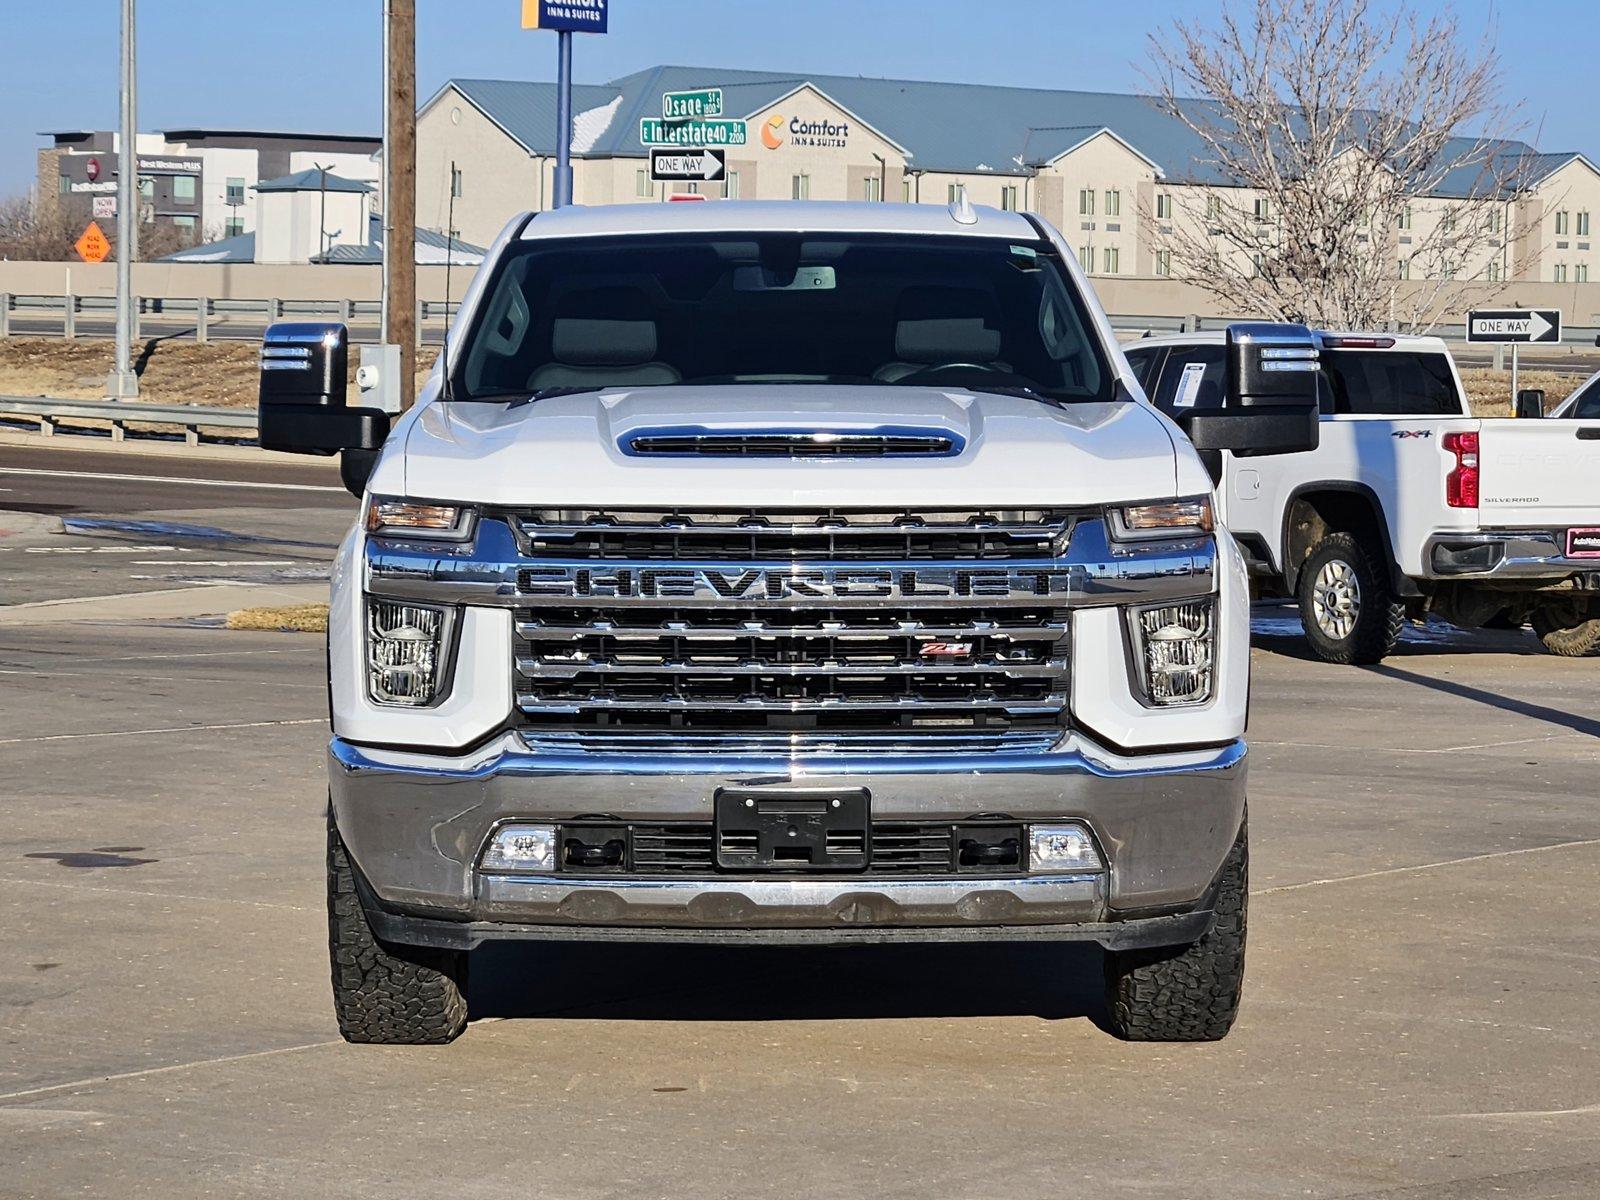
[1466,308,1562,344]
[649,148,726,183]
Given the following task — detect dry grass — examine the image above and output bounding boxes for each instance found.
[224,604,329,633]
[0,337,439,409]
[1457,368,1578,417]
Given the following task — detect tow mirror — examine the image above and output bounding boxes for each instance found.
[1182,323,1320,457]
[1515,388,1545,419]
[258,322,391,496]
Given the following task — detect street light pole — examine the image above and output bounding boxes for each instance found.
[107,0,139,399]
[554,30,573,207]
[316,162,331,260]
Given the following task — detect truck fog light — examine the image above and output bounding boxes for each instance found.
[481,824,557,872]
[1028,824,1104,872]
[1129,599,1215,706]
[366,600,454,706]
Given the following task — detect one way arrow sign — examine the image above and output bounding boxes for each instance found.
[649,148,726,183]
[1466,308,1562,344]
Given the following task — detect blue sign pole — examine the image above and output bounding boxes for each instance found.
[554,29,573,207]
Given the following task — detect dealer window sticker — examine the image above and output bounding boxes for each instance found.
[1173,361,1208,409]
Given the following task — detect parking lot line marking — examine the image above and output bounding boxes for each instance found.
[0,467,346,493]
[0,717,323,745]
[1252,732,1586,755]
[1253,836,1600,896]
[0,1041,345,1106]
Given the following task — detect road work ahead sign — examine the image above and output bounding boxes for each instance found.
[1466,309,1562,344]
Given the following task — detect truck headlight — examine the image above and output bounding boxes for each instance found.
[366,498,476,540]
[1113,497,1213,538]
[1128,599,1215,706]
[367,599,455,706]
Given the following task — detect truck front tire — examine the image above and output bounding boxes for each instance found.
[327,811,469,1045]
[1296,533,1404,664]
[1103,824,1247,1042]
[1531,600,1600,657]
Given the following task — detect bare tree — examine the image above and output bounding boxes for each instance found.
[0,194,81,260]
[1144,0,1526,332]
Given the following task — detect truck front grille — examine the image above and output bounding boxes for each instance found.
[510,507,1076,561]
[508,509,1075,747]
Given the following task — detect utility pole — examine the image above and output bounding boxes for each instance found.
[106,0,139,399]
[385,0,417,410]
[379,0,392,338]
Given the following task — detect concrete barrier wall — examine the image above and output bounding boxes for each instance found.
[1,259,1597,325]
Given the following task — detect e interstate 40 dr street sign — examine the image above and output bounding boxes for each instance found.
[649,148,726,183]
[640,118,747,148]
[1466,308,1563,344]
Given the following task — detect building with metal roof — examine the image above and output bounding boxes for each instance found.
[417,64,1598,286]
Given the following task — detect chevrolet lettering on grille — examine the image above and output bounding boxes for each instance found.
[516,565,1076,603]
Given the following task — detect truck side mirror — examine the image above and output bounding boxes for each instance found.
[1183,323,1320,457]
[1515,388,1545,419]
[258,322,391,496]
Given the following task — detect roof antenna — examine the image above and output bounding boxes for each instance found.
[948,183,977,225]
[440,159,457,403]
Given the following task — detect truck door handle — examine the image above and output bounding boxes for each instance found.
[1577,428,1600,440]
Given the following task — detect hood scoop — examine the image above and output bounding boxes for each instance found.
[619,428,963,458]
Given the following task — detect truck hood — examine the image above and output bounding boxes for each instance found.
[391,385,1189,507]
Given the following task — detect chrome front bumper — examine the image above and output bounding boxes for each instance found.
[329,732,1247,943]
[1424,531,1600,582]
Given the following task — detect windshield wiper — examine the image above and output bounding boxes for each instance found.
[504,386,606,409]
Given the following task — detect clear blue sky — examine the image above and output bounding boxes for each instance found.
[0,0,1591,195]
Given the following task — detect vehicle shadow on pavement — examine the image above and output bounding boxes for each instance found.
[1364,664,1600,739]
[1250,606,1543,661]
[468,940,1108,1025]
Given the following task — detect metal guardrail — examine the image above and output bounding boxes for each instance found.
[0,293,457,343]
[0,395,255,446]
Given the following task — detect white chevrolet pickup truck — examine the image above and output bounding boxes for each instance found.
[1128,332,1600,661]
[258,200,1325,1045]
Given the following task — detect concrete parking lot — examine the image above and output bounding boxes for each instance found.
[2,445,1598,1199]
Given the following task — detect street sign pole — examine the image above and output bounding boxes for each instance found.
[1511,344,1519,408]
[107,0,139,400]
[554,30,573,207]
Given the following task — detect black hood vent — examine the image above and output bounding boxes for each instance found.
[620,429,963,458]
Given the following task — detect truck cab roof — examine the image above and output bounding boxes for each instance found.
[515,199,1042,242]
[1129,329,1451,356]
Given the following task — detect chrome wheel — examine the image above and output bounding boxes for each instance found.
[1312,559,1361,641]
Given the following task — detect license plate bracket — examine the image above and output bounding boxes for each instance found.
[714,788,869,872]
[1566,528,1600,558]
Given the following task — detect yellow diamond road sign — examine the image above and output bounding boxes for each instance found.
[75,221,111,264]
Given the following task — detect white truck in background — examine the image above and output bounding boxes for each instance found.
[1127,332,1600,661]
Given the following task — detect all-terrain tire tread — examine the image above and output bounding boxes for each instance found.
[1105,825,1247,1042]
[1297,532,1404,665]
[327,810,468,1045]
[1531,608,1600,657]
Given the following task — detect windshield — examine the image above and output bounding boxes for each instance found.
[454,232,1114,403]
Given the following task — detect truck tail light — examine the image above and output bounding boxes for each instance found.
[1443,431,1479,508]
[1129,599,1215,705]
[367,600,454,706]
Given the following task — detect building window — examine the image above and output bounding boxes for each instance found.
[1079,188,1095,216]
[225,215,244,238]
[1205,194,1221,223]
[863,175,882,202]
[1579,211,1591,236]
[947,183,962,204]
[138,176,155,200]
[1398,258,1410,280]
[725,170,740,199]
[1579,264,1590,283]
[901,178,912,202]
[1103,246,1119,274]
[684,182,699,195]
[58,174,71,196]
[1250,252,1263,277]
[1398,206,1413,231]
[1000,185,1018,211]
[792,173,810,200]
[635,170,652,198]
[1555,210,1569,235]
[1155,193,1171,220]
[173,175,196,204]
[1554,263,1568,282]
[1155,249,1171,277]
[1485,209,1501,234]
[1078,245,1094,273]
[226,177,245,206]
[1253,197,1270,222]
[1486,260,1500,282]
[450,167,463,199]
[1105,189,1120,217]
